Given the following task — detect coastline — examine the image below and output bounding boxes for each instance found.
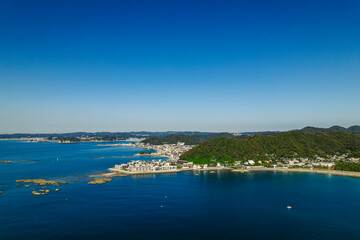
[101,142,194,160]
[108,167,232,175]
[107,165,360,178]
[233,167,360,178]
[0,138,141,143]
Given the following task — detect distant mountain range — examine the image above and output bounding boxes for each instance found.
[300,125,360,133]
[140,126,360,146]
[0,131,215,139]
[142,133,236,145]
[0,125,359,139]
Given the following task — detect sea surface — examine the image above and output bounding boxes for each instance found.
[1,140,360,240]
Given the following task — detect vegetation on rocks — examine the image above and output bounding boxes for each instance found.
[88,178,112,184]
[16,179,67,186]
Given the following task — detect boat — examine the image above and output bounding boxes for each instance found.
[287,206,292,209]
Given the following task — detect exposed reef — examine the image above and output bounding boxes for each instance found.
[16,179,67,196]
[88,177,113,184]
[16,179,67,186]
[0,160,12,163]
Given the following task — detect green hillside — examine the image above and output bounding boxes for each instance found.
[141,133,235,145]
[180,131,360,163]
[348,126,360,133]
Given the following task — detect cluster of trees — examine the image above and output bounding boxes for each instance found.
[139,150,155,155]
[335,162,360,172]
[142,133,236,145]
[349,151,360,158]
[180,131,360,164]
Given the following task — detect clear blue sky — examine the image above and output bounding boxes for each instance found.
[0,0,359,133]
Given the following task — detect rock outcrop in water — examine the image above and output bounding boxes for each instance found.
[88,178,112,184]
[16,179,67,186]
[16,179,66,196]
[32,191,42,195]
[31,189,51,196]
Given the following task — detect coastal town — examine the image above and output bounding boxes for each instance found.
[107,141,360,175]
[109,159,223,174]
[105,141,195,161]
[28,137,145,143]
[108,154,360,176]
[236,153,360,169]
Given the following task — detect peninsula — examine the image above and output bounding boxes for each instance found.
[101,141,195,161]
[108,129,360,178]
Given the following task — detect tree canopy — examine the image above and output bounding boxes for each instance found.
[180,131,360,163]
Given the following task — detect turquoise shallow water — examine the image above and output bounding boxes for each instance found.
[1,140,360,240]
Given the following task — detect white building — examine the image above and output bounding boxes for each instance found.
[320,162,335,168]
[248,160,255,165]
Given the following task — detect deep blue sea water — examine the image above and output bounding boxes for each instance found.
[1,140,360,240]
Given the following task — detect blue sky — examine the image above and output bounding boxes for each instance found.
[0,0,359,133]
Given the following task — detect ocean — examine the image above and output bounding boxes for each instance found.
[1,140,360,240]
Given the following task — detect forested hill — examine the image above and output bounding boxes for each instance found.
[300,125,360,133]
[180,131,360,163]
[141,133,237,145]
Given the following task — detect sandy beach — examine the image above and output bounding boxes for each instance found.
[233,167,360,178]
